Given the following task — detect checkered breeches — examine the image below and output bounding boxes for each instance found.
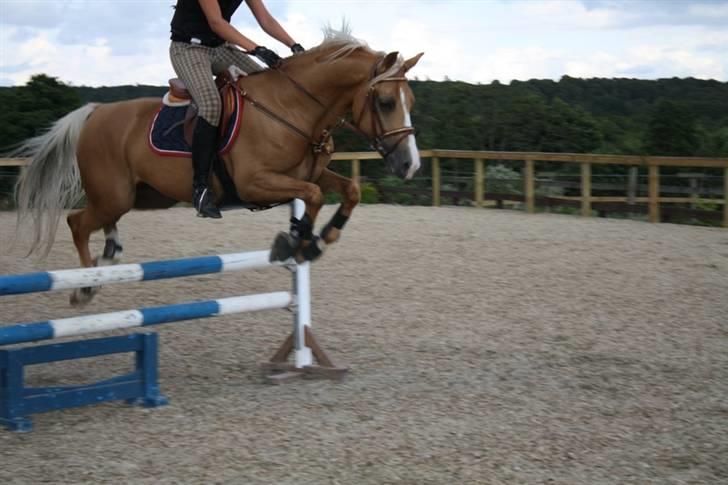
[169,41,263,125]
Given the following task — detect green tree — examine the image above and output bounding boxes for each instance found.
[642,99,700,156]
[541,98,602,153]
[0,74,82,151]
[698,125,728,157]
[0,75,81,206]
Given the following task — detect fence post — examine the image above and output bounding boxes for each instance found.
[474,158,484,208]
[524,159,535,214]
[724,167,728,228]
[689,176,698,209]
[581,162,592,217]
[432,156,441,207]
[648,165,660,223]
[627,166,638,205]
[351,159,360,182]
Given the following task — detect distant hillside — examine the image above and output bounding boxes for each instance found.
[2,75,727,158]
[407,77,728,156]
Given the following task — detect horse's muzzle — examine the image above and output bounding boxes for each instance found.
[387,144,421,180]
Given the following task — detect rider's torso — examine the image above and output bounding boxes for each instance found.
[171,0,244,47]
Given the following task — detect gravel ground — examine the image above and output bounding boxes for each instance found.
[0,205,727,485]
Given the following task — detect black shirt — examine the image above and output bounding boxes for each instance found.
[171,0,244,47]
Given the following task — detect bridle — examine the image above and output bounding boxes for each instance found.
[350,57,416,159]
[232,55,416,164]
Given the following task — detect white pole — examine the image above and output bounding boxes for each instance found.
[292,199,313,368]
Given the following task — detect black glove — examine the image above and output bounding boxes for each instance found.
[290,43,305,54]
[252,46,282,68]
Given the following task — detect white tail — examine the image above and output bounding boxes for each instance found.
[14,103,99,257]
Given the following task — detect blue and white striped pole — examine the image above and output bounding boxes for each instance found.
[1,199,316,371]
[0,250,280,296]
[0,292,292,346]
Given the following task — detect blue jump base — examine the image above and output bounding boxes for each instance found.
[0,333,168,432]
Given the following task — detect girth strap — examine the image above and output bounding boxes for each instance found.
[212,157,242,206]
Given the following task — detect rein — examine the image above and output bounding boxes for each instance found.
[231,55,416,166]
[234,85,314,143]
[274,68,325,109]
[232,72,334,168]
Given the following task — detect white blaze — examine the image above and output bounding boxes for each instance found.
[400,88,421,179]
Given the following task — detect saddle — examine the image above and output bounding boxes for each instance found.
[164,70,239,146]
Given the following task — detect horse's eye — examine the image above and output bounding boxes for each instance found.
[377,97,396,112]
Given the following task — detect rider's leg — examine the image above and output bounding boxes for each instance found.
[190,119,221,218]
[214,43,265,76]
[169,41,222,218]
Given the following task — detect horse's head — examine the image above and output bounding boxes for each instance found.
[352,51,424,180]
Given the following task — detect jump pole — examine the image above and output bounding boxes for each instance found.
[0,200,346,431]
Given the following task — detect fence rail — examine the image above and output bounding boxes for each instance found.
[330,150,728,228]
[3,150,728,227]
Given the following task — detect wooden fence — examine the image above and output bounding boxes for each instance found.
[3,150,728,227]
[329,150,728,228]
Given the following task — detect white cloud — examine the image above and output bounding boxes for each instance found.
[564,44,726,80]
[513,0,618,29]
[687,2,728,19]
[385,18,460,81]
[628,45,724,79]
[0,0,726,86]
[18,31,58,68]
[1,25,172,86]
[477,47,565,83]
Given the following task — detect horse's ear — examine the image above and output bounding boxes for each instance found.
[380,51,400,73]
[403,53,424,73]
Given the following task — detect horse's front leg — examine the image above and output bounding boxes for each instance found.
[237,172,325,263]
[316,168,361,246]
[275,168,360,262]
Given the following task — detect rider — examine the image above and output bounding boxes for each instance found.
[170,0,304,218]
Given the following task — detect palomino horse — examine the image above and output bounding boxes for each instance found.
[14,29,423,306]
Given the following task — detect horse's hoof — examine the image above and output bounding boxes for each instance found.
[269,232,297,262]
[301,236,326,262]
[70,286,98,308]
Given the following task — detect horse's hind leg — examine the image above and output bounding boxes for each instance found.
[98,224,124,266]
[66,207,119,307]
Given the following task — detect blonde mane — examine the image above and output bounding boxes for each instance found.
[314,24,379,61]
[311,24,404,87]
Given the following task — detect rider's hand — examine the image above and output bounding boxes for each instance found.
[290,43,305,54]
[252,46,282,68]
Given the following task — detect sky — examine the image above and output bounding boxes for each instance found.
[1,0,727,87]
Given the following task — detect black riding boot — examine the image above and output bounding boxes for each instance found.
[192,118,222,219]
